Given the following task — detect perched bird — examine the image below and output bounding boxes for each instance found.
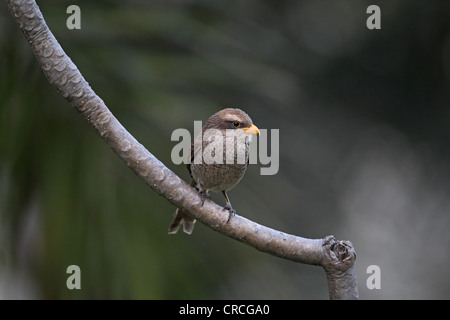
[168,108,260,234]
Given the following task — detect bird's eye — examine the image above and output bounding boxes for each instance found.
[232,121,241,128]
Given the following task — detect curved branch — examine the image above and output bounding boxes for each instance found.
[7,0,358,299]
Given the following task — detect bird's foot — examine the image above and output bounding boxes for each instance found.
[199,190,210,206]
[223,204,236,223]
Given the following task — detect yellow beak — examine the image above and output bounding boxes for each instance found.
[242,124,260,135]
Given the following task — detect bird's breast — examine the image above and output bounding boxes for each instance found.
[191,132,250,191]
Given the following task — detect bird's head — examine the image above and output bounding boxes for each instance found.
[204,108,260,136]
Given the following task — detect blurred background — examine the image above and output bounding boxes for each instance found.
[0,0,449,299]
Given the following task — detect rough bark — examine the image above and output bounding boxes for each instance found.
[7,0,359,299]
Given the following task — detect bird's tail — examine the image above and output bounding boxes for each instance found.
[168,179,197,234]
[168,208,196,235]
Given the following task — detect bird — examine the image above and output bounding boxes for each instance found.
[168,108,260,234]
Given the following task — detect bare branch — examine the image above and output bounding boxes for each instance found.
[7,0,358,299]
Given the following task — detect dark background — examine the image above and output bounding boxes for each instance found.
[0,0,449,299]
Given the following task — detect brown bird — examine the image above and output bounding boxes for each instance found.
[168,108,260,234]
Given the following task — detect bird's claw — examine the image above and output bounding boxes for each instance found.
[199,190,210,206]
[223,204,236,223]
